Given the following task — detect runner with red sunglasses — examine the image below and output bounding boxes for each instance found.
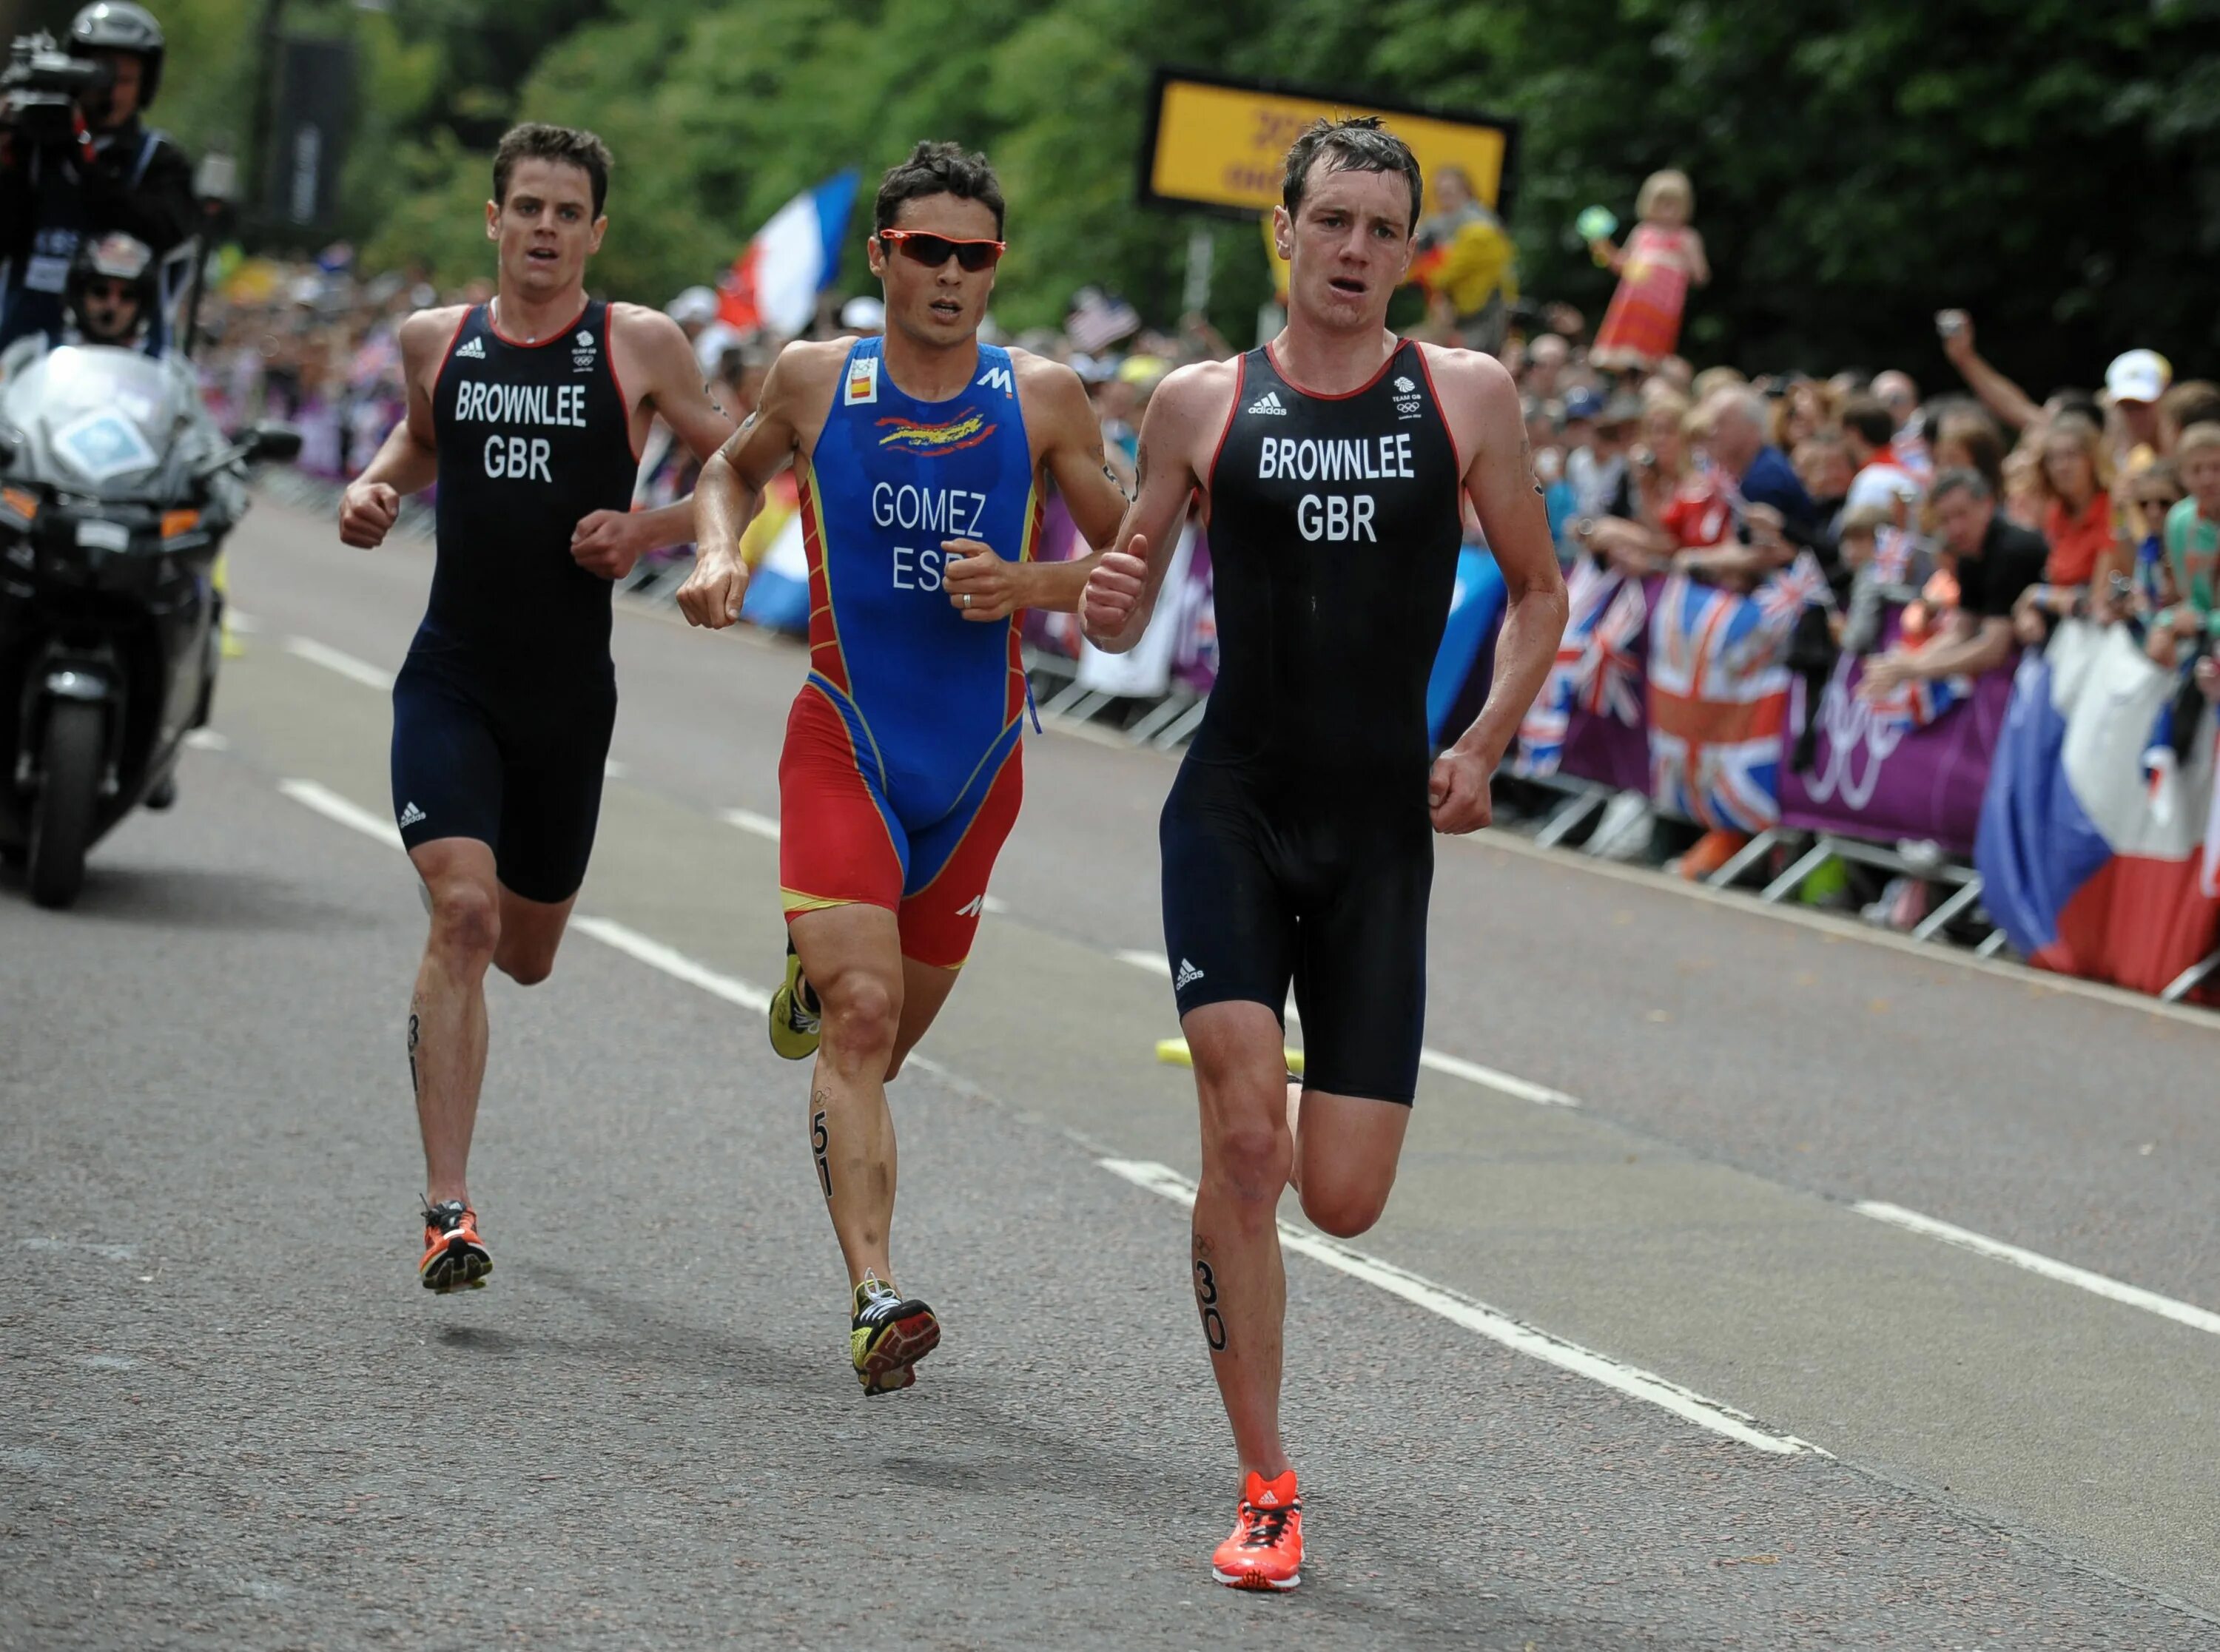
[679,141,1128,1395]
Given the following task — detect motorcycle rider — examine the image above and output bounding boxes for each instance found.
[0,3,195,351]
[63,231,155,348]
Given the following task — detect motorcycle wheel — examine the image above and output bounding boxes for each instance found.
[27,700,104,909]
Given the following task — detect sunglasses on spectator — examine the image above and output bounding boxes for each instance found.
[878,229,1005,272]
[84,280,138,303]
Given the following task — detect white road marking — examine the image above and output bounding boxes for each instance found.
[570,916,772,1012]
[981,894,1009,915]
[283,636,394,691]
[226,608,259,633]
[184,729,229,752]
[1416,1050,1579,1109]
[604,759,628,779]
[719,807,781,841]
[1112,950,1578,1107]
[1855,1201,2220,1338]
[278,778,401,849]
[20,1236,135,1261]
[1100,1158,1826,1457]
[275,780,770,1016]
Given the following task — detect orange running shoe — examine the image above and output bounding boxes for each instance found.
[1672,828,1750,881]
[1211,1469,1303,1591]
[419,1198,491,1293]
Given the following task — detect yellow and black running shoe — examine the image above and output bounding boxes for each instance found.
[850,1275,939,1396]
[768,940,821,1062]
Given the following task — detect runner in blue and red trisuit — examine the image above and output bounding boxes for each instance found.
[679,142,1128,1395]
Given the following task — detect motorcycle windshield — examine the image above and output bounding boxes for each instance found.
[2,345,189,496]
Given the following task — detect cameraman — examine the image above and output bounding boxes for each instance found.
[0,3,194,351]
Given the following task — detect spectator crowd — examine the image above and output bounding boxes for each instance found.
[189,240,2219,951]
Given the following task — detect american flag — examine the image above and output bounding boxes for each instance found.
[1066,287,1141,354]
[1646,573,1794,832]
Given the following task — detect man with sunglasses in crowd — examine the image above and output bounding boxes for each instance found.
[678,141,1128,1397]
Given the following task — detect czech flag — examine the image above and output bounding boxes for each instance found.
[1974,620,2220,995]
[718,171,861,337]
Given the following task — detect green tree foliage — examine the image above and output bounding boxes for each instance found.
[79,0,2220,388]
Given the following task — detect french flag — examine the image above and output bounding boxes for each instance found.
[719,171,861,337]
[1974,620,2220,995]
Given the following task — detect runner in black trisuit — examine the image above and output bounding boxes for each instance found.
[1081,117,1569,1591]
[339,124,734,1292]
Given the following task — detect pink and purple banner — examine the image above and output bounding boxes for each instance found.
[1779,653,2015,857]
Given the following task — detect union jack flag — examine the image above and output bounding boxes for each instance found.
[1754,550,1831,628]
[1516,562,1646,775]
[1646,572,1800,831]
[1857,670,1965,731]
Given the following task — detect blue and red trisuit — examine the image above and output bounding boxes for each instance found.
[778,337,1040,968]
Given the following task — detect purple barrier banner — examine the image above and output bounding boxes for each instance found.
[1778,652,2015,857]
[1558,701,1651,793]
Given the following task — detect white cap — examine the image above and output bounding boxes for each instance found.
[2105,348,2172,405]
[840,295,886,333]
[666,286,720,328]
[692,321,742,379]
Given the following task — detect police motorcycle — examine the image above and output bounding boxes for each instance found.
[0,235,298,907]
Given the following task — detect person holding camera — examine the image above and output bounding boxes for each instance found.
[0,2,194,351]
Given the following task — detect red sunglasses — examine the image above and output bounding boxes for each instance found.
[878,229,1005,272]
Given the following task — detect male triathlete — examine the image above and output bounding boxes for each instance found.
[678,141,1127,1394]
[339,124,733,1291]
[1080,117,1568,1590]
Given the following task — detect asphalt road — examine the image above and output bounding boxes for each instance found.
[4,490,2219,1648]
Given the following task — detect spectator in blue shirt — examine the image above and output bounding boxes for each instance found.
[1704,387,1816,538]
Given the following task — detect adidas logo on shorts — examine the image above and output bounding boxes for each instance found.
[454,337,485,360]
[1246,391,1288,417]
[1174,957,1205,991]
[398,800,426,828]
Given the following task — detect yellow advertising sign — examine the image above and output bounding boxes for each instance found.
[1140,68,1518,221]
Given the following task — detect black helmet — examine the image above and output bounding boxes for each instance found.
[70,2,165,108]
[66,232,157,344]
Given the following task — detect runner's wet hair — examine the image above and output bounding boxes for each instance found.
[494,123,613,219]
[1281,116,1422,235]
[874,141,1006,237]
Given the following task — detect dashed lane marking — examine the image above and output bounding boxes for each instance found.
[719,807,781,841]
[1112,950,1578,1107]
[282,636,394,692]
[280,775,2208,1339]
[1855,1201,2220,1338]
[569,916,772,1012]
[1099,1157,1828,1457]
[278,779,401,849]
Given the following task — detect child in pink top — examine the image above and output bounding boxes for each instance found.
[1590,170,1709,372]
